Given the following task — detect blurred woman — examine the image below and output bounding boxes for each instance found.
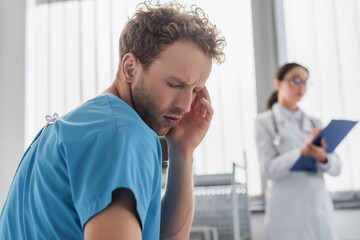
[255,63,341,240]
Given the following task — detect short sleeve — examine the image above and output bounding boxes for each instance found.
[64,126,161,229]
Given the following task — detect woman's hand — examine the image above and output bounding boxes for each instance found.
[301,128,328,163]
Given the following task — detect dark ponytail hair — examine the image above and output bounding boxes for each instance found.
[266,62,309,110]
[266,91,278,110]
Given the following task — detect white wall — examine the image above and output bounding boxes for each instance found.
[251,209,360,240]
[0,0,26,208]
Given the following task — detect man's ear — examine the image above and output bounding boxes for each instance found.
[121,53,139,84]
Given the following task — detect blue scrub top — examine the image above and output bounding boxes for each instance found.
[0,94,162,240]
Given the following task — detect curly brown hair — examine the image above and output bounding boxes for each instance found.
[119,1,226,72]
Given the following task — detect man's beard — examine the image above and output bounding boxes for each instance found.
[131,76,171,136]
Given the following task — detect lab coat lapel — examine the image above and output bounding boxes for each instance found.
[271,104,292,151]
[272,104,286,128]
[272,104,309,150]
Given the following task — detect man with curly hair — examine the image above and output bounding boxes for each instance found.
[0,1,225,239]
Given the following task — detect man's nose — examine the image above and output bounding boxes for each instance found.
[175,90,193,113]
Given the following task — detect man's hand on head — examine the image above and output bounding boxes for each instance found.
[165,86,213,156]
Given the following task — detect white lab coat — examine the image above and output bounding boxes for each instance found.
[255,103,341,240]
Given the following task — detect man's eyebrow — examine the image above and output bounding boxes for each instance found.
[168,77,190,85]
[168,76,200,87]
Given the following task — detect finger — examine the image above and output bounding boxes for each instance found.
[312,128,321,135]
[200,97,213,121]
[192,86,211,113]
[303,142,311,149]
[198,86,211,104]
[192,94,204,113]
[191,94,199,110]
[309,143,324,151]
[321,138,327,150]
[305,144,315,154]
[308,143,325,155]
[310,128,321,140]
[301,145,310,156]
[195,95,202,111]
[201,102,207,118]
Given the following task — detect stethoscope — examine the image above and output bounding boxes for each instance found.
[271,109,316,146]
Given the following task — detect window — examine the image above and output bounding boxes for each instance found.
[25,0,360,198]
[283,0,360,191]
[25,0,261,195]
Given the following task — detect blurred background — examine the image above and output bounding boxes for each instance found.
[1,0,360,239]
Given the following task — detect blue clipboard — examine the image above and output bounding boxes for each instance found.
[290,119,358,172]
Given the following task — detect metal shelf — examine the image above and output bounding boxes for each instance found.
[191,160,252,240]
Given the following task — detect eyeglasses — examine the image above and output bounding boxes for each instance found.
[284,76,310,87]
